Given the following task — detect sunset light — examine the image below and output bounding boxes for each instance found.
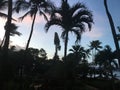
[0,0,120,89]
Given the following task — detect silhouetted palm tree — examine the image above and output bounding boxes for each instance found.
[89,40,102,60]
[3,0,13,58]
[14,0,54,50]
[0,0,13,89]
[1,23,21,47]
[45,0,93,59]
[95,45,118,78]
[69,45,90,62]
[104,0,120,67]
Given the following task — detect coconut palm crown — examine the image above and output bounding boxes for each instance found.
[45,0,93,59]
[14,0,54,50]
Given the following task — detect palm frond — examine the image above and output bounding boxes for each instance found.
[70,29,81,43]
[61,31,66,40]
[41,0,55,13]
[0,12,17,21]
[45,18,62,32]
[0,0,8,10]
[11,25,21,36]
[73,23,85,32]
[79,17,93,31]
[0,12,8,19]
[13,0,30,13]
[70,2,87,16]
[39,10,48,21]
[73,9,93,21]
[10,30,22,36]
[18,10,32,21]
[69,49,74,52]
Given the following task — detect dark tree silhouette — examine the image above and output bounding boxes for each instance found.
[104,0,120,66]
[3,0,12,58]
[95,45,118,78]
[89,40,102,60]
[45,0,93,60]
[69,45,90,64]
[1,23,21,48]
[117,26,120,41]
[53,32,61,60]
[39,48,47,60]
[14,0,54,51]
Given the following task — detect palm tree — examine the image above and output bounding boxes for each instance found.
[14,0,54,51]
[0,0,13,89]
[45,0,93,60]
[0,23,21,48]
[3,0,13,59]
[89,40,102,60]
[104,0,119,50]
[69,45,90,64]
[0,0,11,50]
[104,0,120,66]
[95,45,118,78]
[54,32,61,60]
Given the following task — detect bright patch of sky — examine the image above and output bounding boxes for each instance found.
[0,0,120,59]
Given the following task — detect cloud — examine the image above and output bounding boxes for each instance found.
[83,27,103,39]
[18,14,49,24]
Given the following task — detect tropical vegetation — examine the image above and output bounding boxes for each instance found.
[0,0,119,90]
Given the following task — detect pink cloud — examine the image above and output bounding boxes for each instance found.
[83,27,103,39]
[18,14,50,24]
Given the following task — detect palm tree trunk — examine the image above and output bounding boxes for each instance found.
[25,12,37,50]
[0,0,12,90]
[3,0,12,57]
[64,31,68,60]
[55,45,57,56]
[104,0,120,66]
[64,31,69,90]
[104,0,119,50]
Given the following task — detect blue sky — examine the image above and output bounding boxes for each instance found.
[0,0,120,59]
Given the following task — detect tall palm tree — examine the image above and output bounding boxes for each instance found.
[45,0,93,59]
[3,0,12,58]
[0,0,13,89]
[89,40,102,60]
[104,0,119,50]
[14,0,54,50]
[104,0,120,66]
[0,0,8,50]
[0,0,17,49]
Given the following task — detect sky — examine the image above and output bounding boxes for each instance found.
[0,0,120,59]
